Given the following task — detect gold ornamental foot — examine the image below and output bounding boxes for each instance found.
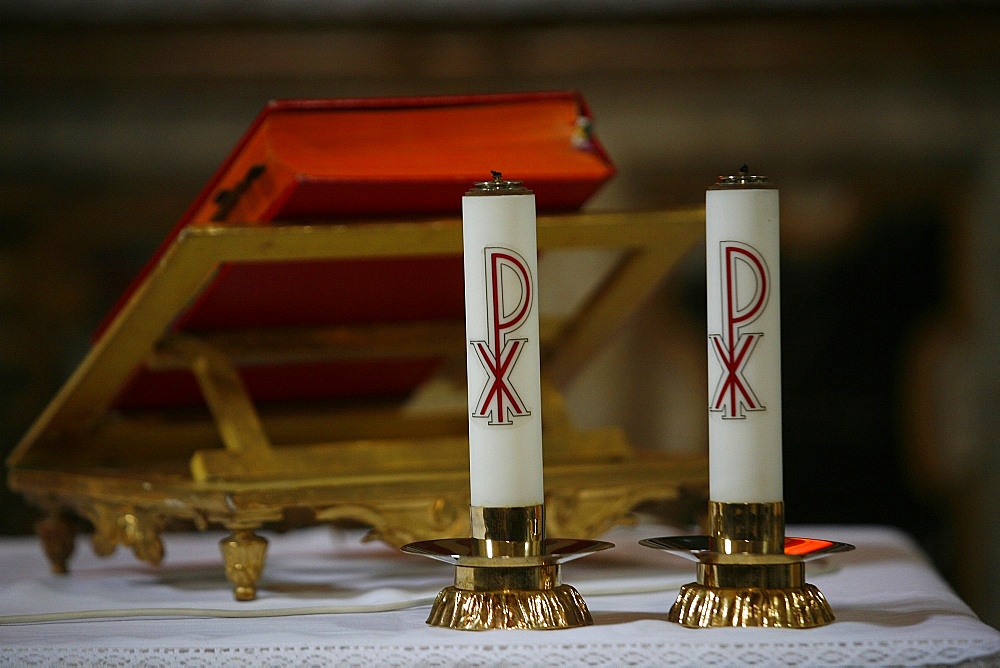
[641,502,854,629]
[402,505,612,631]
[36,513,77,575]
[220,529,268,601]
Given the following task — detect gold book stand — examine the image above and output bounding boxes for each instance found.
[7,209,707,601]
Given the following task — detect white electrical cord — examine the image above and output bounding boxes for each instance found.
[0,578,692,625]
[0,598,437,625]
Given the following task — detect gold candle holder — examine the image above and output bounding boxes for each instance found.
[641,501,854,628]
[402,504,612,630]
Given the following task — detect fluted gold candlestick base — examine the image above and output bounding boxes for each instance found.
[426,582,592,631]
[670,582,834,628]
[641,502,854,629]
[668,554,836,628]
[402,505,613,631]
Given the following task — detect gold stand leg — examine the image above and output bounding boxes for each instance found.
[36,512,76,575]
[220,529,268,601]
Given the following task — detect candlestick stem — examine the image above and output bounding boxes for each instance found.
[709,500,784,554]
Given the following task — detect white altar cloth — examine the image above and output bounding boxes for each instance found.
[1,522,997,667]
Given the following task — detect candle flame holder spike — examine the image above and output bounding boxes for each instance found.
[641,501,854,628]
[402,505,613,631]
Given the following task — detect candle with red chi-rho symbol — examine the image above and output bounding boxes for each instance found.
[462,171,544,509]
[706,166,783,503]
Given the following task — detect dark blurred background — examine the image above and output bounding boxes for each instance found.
[2,0,997,627]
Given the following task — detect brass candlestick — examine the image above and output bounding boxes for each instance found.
[402,504,612,630]
[641,501,854,628]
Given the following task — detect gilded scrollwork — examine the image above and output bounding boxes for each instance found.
[545,489,639,539]
[82,501,165,565]
[316,497,469,548]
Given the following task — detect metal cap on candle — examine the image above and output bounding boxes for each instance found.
[710,165,775,189]
[466,170,533,196]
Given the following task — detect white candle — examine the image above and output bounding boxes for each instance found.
[462,174,545,508]
[705,168,783,503]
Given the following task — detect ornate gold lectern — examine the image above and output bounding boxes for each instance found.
[6,93,707,600]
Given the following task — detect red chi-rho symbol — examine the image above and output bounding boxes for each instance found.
[471,248,533,425]
[709,241,770,419]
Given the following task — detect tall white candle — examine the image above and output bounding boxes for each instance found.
[706,168,783,503]
[462,173,545,508]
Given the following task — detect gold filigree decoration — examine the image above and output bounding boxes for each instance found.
[85,502,165,565]
[321,499,469,548]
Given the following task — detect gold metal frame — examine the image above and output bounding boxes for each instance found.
[8,208,708,600]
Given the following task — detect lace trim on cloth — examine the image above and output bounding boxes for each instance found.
[4,639,1000,667]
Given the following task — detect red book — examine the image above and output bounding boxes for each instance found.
[105,91,615,410]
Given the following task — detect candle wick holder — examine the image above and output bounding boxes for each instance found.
[641,501,854,628]
[402,505,612,630]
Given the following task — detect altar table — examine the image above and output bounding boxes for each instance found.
[1,522,997,666]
